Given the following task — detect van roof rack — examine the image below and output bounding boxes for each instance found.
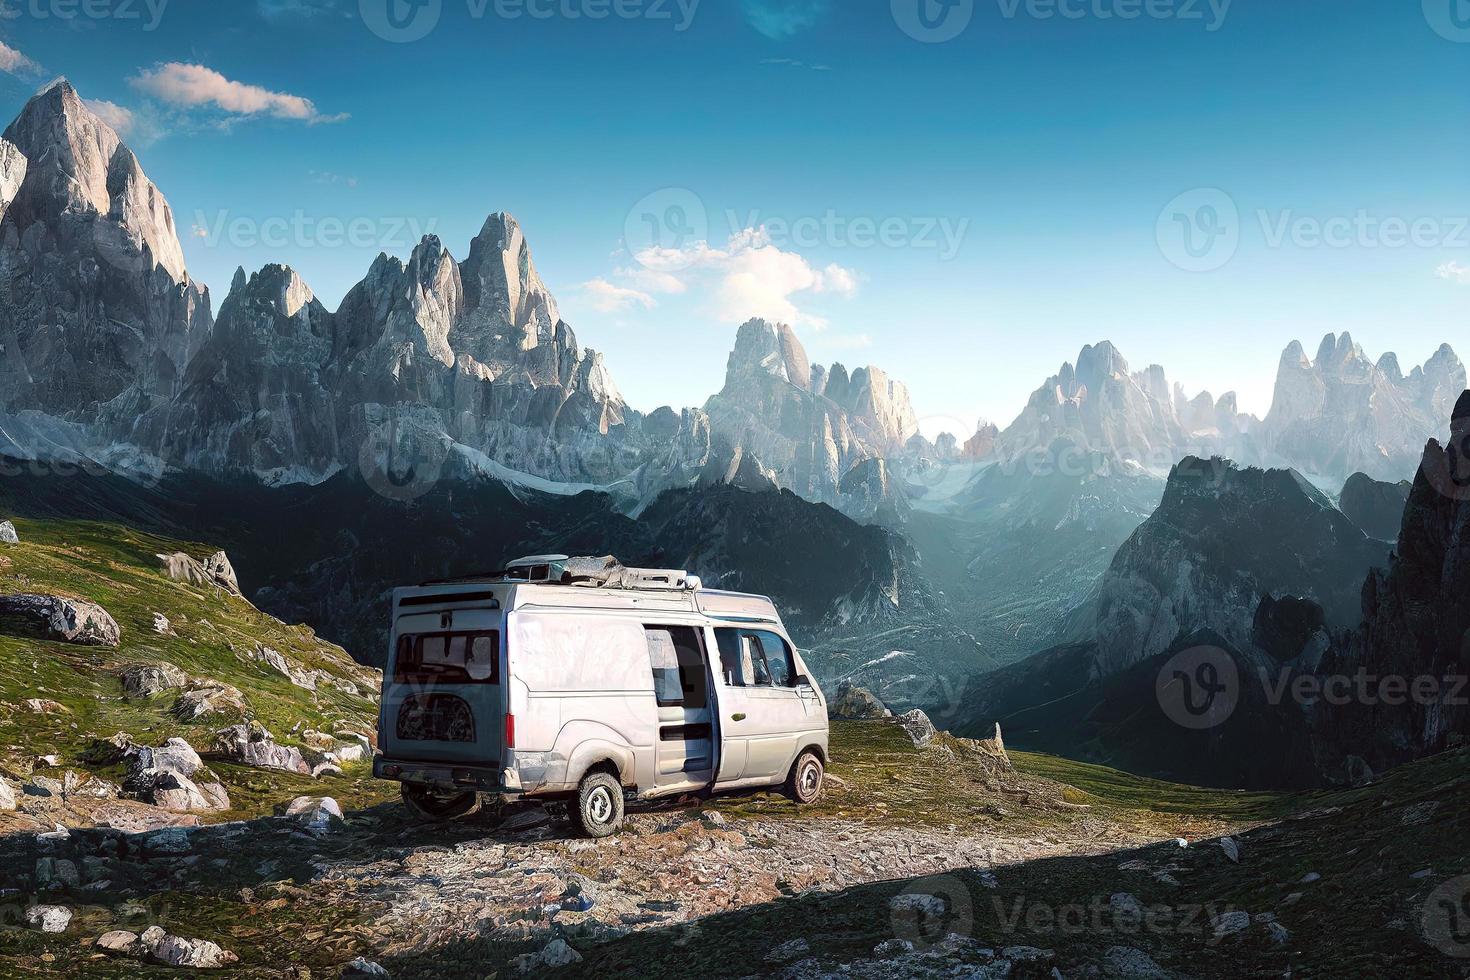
[420,556,702,591]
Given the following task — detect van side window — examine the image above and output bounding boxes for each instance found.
[715,629,798,689]
[645,626,709,709]
[754,631,797,687]
[716,630,751,687]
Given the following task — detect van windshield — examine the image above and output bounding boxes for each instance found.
[393,632,500,685]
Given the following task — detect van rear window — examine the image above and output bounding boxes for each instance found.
[394,632,500,685]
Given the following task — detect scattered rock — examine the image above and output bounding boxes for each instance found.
[1219,837,1240,863]
[119,664,188,702]
[61,770,118,800]
[152,612,173,635]
[250,645,319,691]
[0,520,17,544]
[766,938,811,963]
[511,939,582,973]
[158,551,241,596]
[889,893,946,916]
[830,681,892,720]
[0,778,15,811]
[278,796,343,831]
[896,709,937,747]
[203,551,241,595]
[0,594,121,646]
[1212,910,1250,938]
[211,722,309,774]
[22,698,67,714]
[342,959,390,979]
[172,683,246,722]
[82,733,138,765]
[1300,872,1321,884]
[97,930,142,956]
[24,905,71,933]
[1101,945,1170,979]
[130,925,239,969]
[1267,921,1291,944]
[1109,893,1144,921]
[35,857,79,889]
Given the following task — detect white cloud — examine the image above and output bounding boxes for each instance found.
[1436,261,1470,285]
[84,99,135,136]
[580,278,657,314]
[630,227,859,329]
[0,42,41,78]
[130,63,348,125]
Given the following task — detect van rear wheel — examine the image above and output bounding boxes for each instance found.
[786,751,824,805]
[400,785,481,823]
[571,772,625,838]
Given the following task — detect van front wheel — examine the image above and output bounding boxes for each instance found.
[786,751,824,805]
[401,785,481,823]
[572,772,625,838]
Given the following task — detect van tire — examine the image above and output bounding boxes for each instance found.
[571,772,625,838]
[400,785,481,823]
[786,750,824,805]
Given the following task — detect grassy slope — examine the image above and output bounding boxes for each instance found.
[0,517,394,822]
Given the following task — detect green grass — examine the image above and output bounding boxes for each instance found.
[0,517,381,818]
[1011,750,1299,820]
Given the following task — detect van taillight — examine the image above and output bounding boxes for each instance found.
[505,713,516,748]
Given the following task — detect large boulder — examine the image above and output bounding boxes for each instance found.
[211,722,309,774]
[202,552,241,595]
[123,738,230,812]
[0,520,17,544]
[830,681,892,720]
[897,709,937,747]
[172,683,247,722]
[278,796,343,831]
[25,906,71,934]
[120,663,189,699]
[0,594,121,646]
[157,551,241,596]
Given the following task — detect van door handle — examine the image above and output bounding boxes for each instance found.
[731,713,747,722]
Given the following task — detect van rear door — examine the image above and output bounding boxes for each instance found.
[381,609,505,769]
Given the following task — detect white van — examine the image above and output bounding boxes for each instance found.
[372,556,830,837]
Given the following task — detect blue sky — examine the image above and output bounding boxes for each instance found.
[1,0,1466,434]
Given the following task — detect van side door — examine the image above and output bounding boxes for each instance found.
[712,628,812,784]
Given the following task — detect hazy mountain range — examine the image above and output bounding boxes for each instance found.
[1,80,1466,741]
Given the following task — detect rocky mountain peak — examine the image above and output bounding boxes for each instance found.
[3,78,186,282]
[725,318,812,390]
[1264,335,1466,482]
[455,210,561,364]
